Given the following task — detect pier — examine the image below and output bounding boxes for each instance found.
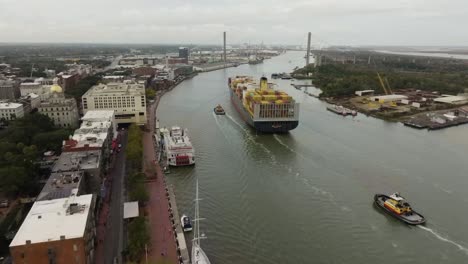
[168,185,190,264]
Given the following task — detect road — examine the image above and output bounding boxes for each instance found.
[103,130,128,264]
[103,55,123,72]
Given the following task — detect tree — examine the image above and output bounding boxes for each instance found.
[126,124,143,172]
[146,89,156,100]
[127,217,150,261]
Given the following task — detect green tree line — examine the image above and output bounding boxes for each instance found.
[295,63,468,98]
[0,113,72,197]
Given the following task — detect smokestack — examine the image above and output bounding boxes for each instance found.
[223,32,227,64]
[306,32,311,65]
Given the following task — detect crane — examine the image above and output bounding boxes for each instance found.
[376,72,393,95]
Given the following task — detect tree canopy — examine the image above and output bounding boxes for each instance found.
[294,53,468,98]
[127,217,150,262]
[0,112,71,197]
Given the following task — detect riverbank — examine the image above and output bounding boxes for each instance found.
[194,62,245,72]
[141,73,195,263]
[321,94,468,127]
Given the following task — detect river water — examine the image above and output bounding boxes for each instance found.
[157,51,468,264]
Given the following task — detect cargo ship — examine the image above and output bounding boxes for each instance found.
[228,76,299,133]
[160,126,195,166]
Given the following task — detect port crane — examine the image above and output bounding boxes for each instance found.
[376,72,393,95]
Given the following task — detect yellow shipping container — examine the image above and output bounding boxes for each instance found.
[262,95,278,100]
[275,100,283,104]
[261,100,270,104]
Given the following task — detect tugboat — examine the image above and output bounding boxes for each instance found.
[374,193,426,225]
[214,104,225,115]
[181,214,193,232]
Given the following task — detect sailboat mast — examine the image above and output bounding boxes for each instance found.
[195,179,200,245]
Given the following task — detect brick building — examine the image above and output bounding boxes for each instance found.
[10,194,96,264]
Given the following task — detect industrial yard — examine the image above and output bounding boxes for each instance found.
[324,87,468,129]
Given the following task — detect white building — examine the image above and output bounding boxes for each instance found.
[369,94,408,103]
[9,193,96,264]
[20,82,51,100]
[0,102,24,121]
[37,81,79,128]
[434,95,468,105]
[82,81,147,125]
[67,110,116,151]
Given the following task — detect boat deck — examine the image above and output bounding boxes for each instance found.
[168,185,190,264]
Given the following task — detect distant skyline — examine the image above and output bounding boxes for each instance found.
[1,0,467,46]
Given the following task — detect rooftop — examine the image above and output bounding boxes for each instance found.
[37,171,84,201]
[39,97,77,107]
[52,150,101,172]
[82,110,115,122]
[0,103,23,109]
[20,82,41,87]
[83,82,145,97]
[370,94,408,100]
[71,126,110,149]
[10,194,94,247]
[434,95,468,104]
[123,202,139,219]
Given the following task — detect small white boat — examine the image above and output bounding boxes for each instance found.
[181,214,193,232]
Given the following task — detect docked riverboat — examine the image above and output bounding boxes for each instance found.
[161,126,195,166]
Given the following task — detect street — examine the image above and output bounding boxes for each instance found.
[101,130,128,264]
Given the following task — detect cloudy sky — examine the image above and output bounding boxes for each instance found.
[0,0,466,46]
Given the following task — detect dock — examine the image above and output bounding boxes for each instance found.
[168,185,190,264]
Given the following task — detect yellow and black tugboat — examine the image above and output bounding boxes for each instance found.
[214,104,225,115]
[374,193,426,225]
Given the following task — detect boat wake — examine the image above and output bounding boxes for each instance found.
[225,113,249,133]
[273,134,307,160]
[418,225,468,255]
[224,113,277,165]
[225,112,343,210]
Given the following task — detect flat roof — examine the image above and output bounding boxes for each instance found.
[434,95,468,103]
[123,202,139,219]
[356,90,375,92]
[37,171,84,201]
[10,194,94,247]
[83,82,145,97]
[20,82,41,86]
[39,98,76,107]
[52,151,101,172]
[72,126,110,149]
[370,95,408,100]
[0,103,23,109]
[82,110,114,122]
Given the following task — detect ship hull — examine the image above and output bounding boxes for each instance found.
[229,89,298,133]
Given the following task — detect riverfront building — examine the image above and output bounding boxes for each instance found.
[82,81,147,125]
[9,194,96,264]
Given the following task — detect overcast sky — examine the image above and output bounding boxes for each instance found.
[0,0,467,46]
